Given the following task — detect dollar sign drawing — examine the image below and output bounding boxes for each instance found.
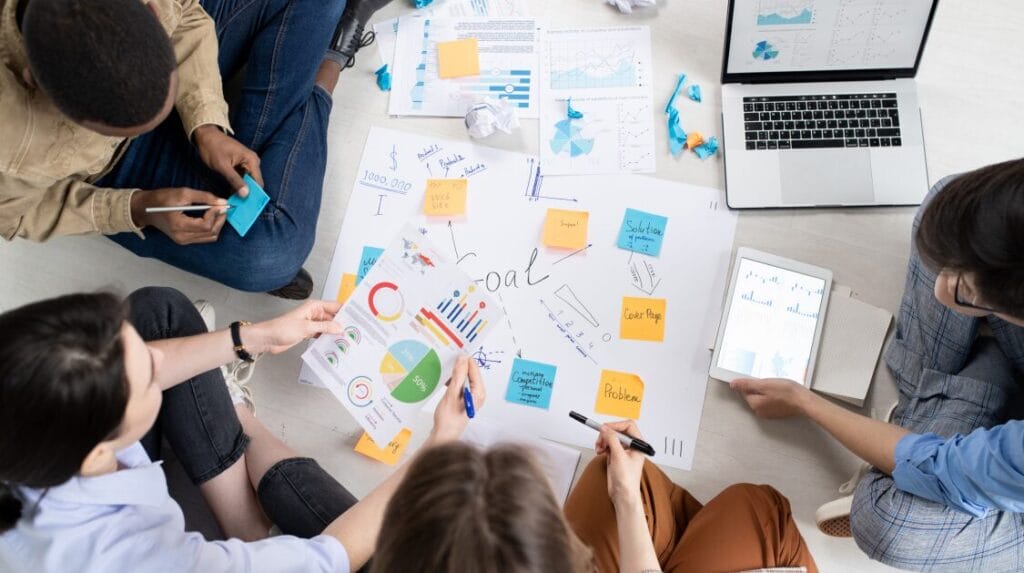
[389,145,398,171]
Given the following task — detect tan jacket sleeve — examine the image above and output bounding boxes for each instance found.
[168,0,232,139]
[0,171,143,241]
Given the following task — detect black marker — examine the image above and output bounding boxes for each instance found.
[569,411,656,456]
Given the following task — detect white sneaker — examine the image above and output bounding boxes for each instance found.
[815,400,900,537]
[222,359,257,414]
[193,300,256,414]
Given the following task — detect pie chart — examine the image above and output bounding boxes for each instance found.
[380,340,442,404]
[550,119,595,158]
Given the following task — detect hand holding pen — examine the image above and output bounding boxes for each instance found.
[431,356,486,444]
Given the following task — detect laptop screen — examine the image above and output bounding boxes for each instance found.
[723,0,937,81]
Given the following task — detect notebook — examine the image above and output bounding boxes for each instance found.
[810,286,893,406]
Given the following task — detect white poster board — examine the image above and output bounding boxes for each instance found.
[306,127,736,470]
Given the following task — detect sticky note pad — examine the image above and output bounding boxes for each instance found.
[336,273,357,305]
[423,179,468,216]
[542,208,589,250]
[595,370,644,419]
[620,297,667,342]
[437,38,480,79]
[505,357,557,409]
[617,208,669,256]
[354,428,412,466]
[226,174,270,237]
[357,246,384,285]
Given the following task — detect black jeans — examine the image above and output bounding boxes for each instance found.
[128,287,357,538]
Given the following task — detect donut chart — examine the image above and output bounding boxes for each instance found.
[380,340,442,404]
[347,376,373,407]
[368,281,404,322]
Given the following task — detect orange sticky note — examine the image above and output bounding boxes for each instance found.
[354,428,412,466]
[437,38,480,79]
[620,297,667,342]
[423,178,468,216]
[542,208,589,249]
[686,131,704,149]
[595,370,644,419]
[336,273,357,304]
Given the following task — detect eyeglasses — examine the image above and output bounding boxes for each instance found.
[954,275,997,313]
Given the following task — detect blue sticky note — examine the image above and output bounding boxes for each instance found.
[664,73,686,113]
[687,84,702,103]
[617,208,669,256]
[226,174,270,237]
[505,358,557,409]
[357,246,384,285]
[566,98,584,119]
[375,64,392,91]
[694,136,719,160]
[413,0,433,7]
[667,107,687,157]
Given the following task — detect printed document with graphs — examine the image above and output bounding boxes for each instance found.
[302,225,500,445]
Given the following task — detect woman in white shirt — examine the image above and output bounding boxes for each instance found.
[0,286,485,572]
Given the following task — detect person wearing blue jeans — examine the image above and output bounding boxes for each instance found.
[100,0,392,298]
[731,158,1024,572]
[1,0,390,299]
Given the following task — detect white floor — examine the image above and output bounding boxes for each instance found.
[3,1,1024,570]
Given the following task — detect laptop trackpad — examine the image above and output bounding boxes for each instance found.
[779,150,874,206]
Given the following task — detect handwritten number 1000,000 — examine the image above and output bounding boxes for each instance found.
[363,170,413,193]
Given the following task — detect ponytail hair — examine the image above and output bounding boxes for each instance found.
[0,481,22,533]
[0,293,129,532]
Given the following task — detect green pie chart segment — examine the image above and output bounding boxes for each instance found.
[381,340,442,404]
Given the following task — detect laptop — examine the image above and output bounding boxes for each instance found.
[720,0,938,209]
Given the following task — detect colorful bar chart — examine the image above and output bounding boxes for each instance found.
[414,286,491,349]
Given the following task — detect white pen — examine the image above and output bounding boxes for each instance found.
[144,205,232,214]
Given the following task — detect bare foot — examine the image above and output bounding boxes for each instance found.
[315,59,342,93]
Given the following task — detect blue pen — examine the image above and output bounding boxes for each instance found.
[462,377,475,419]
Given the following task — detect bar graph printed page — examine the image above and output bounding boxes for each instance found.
[389,15,540,118]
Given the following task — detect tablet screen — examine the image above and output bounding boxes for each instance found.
[716,258,827,385]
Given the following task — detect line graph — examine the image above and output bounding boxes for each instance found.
[757,0,815,26]
[548,41,644,90]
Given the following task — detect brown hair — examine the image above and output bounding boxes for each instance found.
[915,158,1024,316]
[371,442,595,573]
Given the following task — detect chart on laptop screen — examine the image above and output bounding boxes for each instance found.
[727,0,934,75]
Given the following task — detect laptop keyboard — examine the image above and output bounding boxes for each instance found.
[742,93,902,151]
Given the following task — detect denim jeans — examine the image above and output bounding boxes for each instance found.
[100,0,345,292]
[128,287,357,537]
[849,177,1024,572]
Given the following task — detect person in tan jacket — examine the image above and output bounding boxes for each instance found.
[0,0,392,298]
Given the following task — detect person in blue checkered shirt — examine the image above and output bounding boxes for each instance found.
[732,158,1024,572]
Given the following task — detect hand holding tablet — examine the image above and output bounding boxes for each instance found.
[710,248,833,387]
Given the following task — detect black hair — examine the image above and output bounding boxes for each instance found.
[916,158,1024,317]
[21,0,177,128]
[0,293,129,533]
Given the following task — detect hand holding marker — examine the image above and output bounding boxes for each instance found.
[569,410,655,456]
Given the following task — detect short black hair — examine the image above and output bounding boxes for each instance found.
[22,0,177,128]
[916,158,1024,317]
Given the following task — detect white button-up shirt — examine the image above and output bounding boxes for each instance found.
[0,443,349,573]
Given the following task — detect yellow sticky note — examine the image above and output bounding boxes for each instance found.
[437,38,480,79]
[336,273,357,304]
[354,428,412,466]
[620,297,667,342]
[423,178,468,216]
[542,208,589,249]
[595,370,644,419]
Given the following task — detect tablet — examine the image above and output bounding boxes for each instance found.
[710,248,832,386]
